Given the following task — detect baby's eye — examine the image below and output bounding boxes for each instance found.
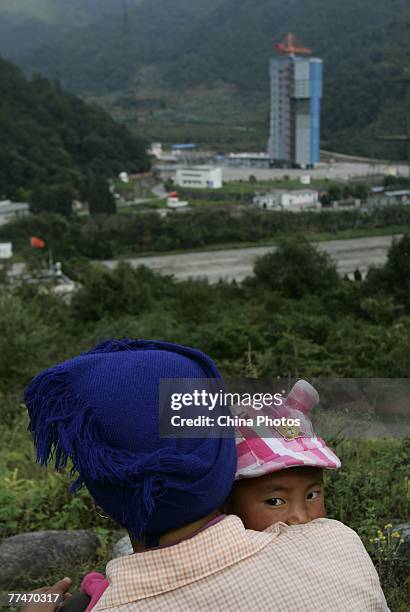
[265,498,285,507]
[307,490,321,500]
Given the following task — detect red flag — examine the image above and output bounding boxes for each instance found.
[30,236,46,249]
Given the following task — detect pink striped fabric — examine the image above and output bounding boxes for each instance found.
[235,380,341,478]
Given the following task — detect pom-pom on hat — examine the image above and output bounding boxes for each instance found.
[235,380,341,479]
[24,339,237,543]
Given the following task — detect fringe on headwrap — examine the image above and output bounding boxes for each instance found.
[24,359,184,537]
[24,338,226,539]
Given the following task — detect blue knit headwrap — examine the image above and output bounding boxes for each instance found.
[24,339,237,543]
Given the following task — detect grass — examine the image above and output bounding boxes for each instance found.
[117,198,165,213]
[0,406,408,608]
[113,85,270,152]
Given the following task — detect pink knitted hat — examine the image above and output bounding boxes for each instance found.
[235,380,341,479]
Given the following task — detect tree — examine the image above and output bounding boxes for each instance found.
[383,234,410,311]
[352,183,369,201]
[327,185,342,203]
[87,176,116,215]
[163,178,175,192]
[30,184,75,216]
[0,56,150,198]
[354,268,362,282]
[252,238,340,299]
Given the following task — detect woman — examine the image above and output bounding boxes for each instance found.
[22,339,388,611]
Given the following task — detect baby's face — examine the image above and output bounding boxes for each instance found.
[226,466,325,530]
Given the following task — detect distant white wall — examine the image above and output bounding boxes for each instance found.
[281,191,318,208]
[254,190,319,210]
[176,167,222,189]
[0,242,12,258]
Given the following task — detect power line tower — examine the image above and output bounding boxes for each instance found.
[378,0,410,178]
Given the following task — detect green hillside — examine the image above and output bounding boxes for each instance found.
[0,0,408,158]
[0,57,149,199]
[0,0,143,61]
[0,0,142,24]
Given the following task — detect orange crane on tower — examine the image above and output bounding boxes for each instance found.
[275,32,312,56]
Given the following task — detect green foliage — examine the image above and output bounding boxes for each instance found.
[85,176,117,216]
[0,235,409,606]
[70,262,166,322]
[367,523,408,602]
[30,183,75,216]
[0,57,150,200]
[2,205,410,262]
[163,178,175,192]
[252,237,339,298]
[364,234,410,314]
[0,292,62,393]
[324,439,410,610]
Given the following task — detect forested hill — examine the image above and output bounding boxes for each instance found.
[0,0,144,61]
[0,57,150,199]
[0,0,408,158]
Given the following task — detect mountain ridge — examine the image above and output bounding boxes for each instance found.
[0,0,407,158]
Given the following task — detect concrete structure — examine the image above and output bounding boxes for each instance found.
[0,200,29,226]
[368,189,410,209]
[175,166,223,189]
[224,153,270,168]
[0,242,12,258]
[254,189,320,211]
[148,143,163,158]
[6,261,79,302]
[268,55,323,168]
[384,189,410,203]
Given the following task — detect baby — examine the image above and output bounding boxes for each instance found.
[225,380,341,530]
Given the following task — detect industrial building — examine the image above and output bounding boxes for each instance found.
[0,242,12,258]
[224,152,270,169]
[175,166,223,189]
[253,189,320,211]
[368,188,410,209]
[268,33,323,169]
[0,200,29,226]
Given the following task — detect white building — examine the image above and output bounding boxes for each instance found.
[148,143,163,158]
[0,200,29,225]
[225,152,270,168]
[175,166,223,189]
[0,242,12,258]
[254,189,319,211]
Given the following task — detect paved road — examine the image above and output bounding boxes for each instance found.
[101,235,401,283]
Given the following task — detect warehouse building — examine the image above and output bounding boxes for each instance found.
[175,166,223,189]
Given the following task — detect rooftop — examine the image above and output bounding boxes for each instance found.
[0,200,29,215]
[384,190,410,197]
[256,189,318,195]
